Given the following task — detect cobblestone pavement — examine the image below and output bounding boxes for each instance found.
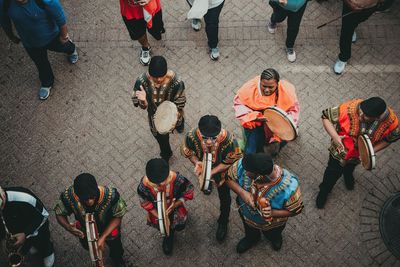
[1,0,400,266]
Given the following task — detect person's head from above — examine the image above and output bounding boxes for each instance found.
[73,173,100,208]
[242,153,280,183]
[260,68,280,96]
[148,56,168,85]
[198,115,222,148]
[360,97,387,122]
[146,158,170,189]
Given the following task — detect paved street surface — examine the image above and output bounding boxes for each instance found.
[1,0,400,266]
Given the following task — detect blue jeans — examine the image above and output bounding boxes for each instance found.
[243,126,266,154]
[24,34,76,87]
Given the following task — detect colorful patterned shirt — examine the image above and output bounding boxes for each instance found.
[227,159,303,231]
[54,186,127,237]
[181,128,242,184]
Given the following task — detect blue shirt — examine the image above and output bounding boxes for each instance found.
[0,0,66,48]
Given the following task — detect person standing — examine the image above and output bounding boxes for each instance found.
[0,0,78,100]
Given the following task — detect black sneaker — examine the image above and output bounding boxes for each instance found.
[344,174,355,190]
[162,234,174,255]
[175,117,185,133]
[316,191,328,209]
[271,234,283,251]
[216,223,228,243]
[236,236,260,254]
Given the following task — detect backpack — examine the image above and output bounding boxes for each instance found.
[3,0,45,13]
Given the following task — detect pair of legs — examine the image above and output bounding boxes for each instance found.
[122,11,165,65]
[160,208,187,255]
[316,155,357,208]
[24,35,76,88]
[152,115,184,161]
[20,221,54,267]
[238,211,285,253]
[243,126,287,156]
[268,1,307,49]
[338,4,375,62]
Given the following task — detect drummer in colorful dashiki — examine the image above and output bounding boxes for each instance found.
[181,115,242,243]
[226,153,303,253]
[137,158,194,255]
[234,68,299,156]
[131,55,186,162]
[54,173,127,267]
[316,97,400,209]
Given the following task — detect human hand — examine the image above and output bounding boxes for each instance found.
[59,34,70,44]
[194,161,203,176]
[260,203,273,222]
[166,198,176,216]
[97,236,106,251]
[136,85,147,103]
[333,136,345,153]
[68,226,85,239]
[12,233,26,247]
[241,191,255,209]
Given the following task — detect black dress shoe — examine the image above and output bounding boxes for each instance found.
[175,118,185,133]
[344,174,355,190]
[316,191,328,209]
[216,223,228,242]
[236,237,259,253]
[162,233,174,255]
[271,234,283,251]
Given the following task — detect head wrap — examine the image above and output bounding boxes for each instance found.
[198,115,221,137]
[242,153,274,175]
[73,173,99,201]
[360,97,387,118]
[149,56,167,78]
[146,158,170,184]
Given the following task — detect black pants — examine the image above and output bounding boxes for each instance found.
[338,4,375,62]
[187,0,225,49]
[79,235,124,262]
[269,0,307,48]
[24,35,76,87]
[122,10,165,41]
[217,183,231,225]
[239,211,285,243]
[20,221,54,259]
[154,133,173,159]
[319,155,357,194]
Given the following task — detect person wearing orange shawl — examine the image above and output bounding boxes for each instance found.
[316,97,400,209]
[233,68,300,156]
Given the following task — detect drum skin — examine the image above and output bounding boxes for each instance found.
[263,107,298,141]
[154,101,178,134]
[357,134,376,170]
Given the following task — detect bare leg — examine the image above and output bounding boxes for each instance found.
[138,33,150,48]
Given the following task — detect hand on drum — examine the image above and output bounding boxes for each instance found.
[68,226,85,239]
[241,191,255,209]
[136,86,147,104]
[333,136,345,153]
[194,161,203,176]
[261,205,273,222]
[166,198,176,216]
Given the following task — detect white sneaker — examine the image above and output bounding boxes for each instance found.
[286,48,296,63]
[352,32,357,43]
[267,20,277,34]
[334,59,347,75]
[139,47,151,66]
[210,47,220,60]
[191,19,201,31]
[43,253,55,267]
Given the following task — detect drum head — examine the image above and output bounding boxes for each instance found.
[154,101,178,134]
[263,107,297,141]
[358,135,375,170]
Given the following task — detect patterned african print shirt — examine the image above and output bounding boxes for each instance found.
[54,186,127,238]
[137,171,194,229]
[181,128,242,184]
[322,99,400,165]
[131,72,186,135]
[227,159,303,231]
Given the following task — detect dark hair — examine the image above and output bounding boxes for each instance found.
[149,56,167,78]
[261,68,280,82]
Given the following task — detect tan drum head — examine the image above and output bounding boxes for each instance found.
[154,101,178,135]
[263,107,298,141]
[358,134,376,170]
